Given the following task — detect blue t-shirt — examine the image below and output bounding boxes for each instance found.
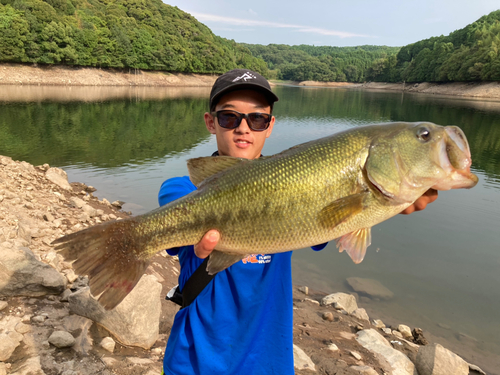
[160,176,325,374]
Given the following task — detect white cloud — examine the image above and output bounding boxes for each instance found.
[191,12,372,38]
[248,8,258,16]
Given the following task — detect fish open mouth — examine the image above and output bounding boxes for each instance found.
[434,126,478,190]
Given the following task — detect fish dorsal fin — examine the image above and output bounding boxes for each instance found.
[206,250,247,275]
[187,156,246,187]
[336,228,372,264]
[318,193,366,229]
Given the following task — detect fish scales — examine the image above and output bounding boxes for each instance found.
[52,122,478,309]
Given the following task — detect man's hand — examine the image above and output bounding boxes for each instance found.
[400,188,438,215]
[194,230,220,259]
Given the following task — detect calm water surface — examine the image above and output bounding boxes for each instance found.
[1,85,499,372]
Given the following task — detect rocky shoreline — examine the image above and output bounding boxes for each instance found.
[0,155,489,375]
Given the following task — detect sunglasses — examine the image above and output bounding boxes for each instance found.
[213,110,272,131]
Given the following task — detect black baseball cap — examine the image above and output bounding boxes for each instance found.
[209,69,279,111]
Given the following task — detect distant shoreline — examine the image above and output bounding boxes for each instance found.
[280,80,500,100]
[2,63,500,100]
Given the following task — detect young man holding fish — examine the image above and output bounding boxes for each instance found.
[158,69,438,374]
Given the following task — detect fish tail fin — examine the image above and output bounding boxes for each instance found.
[52,218,148,310]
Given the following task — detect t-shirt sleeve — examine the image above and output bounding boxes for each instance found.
[311,242,328,251]
[158,176,197,256]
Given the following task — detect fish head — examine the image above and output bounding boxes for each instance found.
[365,122,478,204]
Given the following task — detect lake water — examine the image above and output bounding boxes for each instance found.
[1,85,499,372]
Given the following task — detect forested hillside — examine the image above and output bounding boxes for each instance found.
[245,10,500,83]
[393,10,500,82]
[0,0,267,74]
[244,44,400,82]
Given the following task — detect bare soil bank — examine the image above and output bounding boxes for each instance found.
[0,63,218,87]
[2,63,499,100]
[295,80,500,100]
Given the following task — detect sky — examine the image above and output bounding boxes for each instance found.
[162,0,499,47]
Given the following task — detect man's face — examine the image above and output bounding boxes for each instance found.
[204,90,275,160]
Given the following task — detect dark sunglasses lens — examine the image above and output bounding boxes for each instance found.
[247,113,270,131]
[217,112,240,129]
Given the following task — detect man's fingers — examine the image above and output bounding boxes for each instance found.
[194,230,220,259]
[400,189,438,215]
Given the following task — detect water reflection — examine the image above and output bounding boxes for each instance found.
[0,85,499,372]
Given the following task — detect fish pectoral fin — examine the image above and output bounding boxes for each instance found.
[318,193,366,229]
[336,228,372,264]
[187,156,246,187]
[206,250,247,275]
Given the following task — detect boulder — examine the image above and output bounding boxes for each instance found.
[45,167,72,190]
[356,329,416,375]
[321,292,358,313]
[415,343,469,375]
[351,308,370,322]
[0,332,21,361]
[293,344,316,372]
[68,275,161,349]
[346,277,394,300]
[0,246,66,297]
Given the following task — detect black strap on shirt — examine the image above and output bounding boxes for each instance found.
[166,250,216,308]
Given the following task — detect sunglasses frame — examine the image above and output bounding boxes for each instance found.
[213,110,272,132]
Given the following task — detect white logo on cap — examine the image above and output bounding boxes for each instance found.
[232,72,256,82]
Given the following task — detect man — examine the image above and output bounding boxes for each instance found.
[159,69,437,374]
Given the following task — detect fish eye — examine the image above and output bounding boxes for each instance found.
[416,127,431,142]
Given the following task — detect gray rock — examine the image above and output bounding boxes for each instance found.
[327,343,339,352]
[45,167,72,190]
[351,308,370,322]
[0,246,66,297]
[350,351,362,360]
[0,332,21,361]
[60,289,73,302]
[81,204,98,217]
[293,344,316,372]
[398,324,413,338]
[350,365,379,375]
[468,363,486,375]
[48,331,76,348]
[321,292,358,313]
[372,319,386,328]
[62,315,93,354]
[0,301,7,311]
[298,286,308,295]
[69,197,85,209]
[69,275,161,349]
[415,343,469,375]
[346,277,394,300]
[357,329,416,375]
[15,322,31,334]
[100,337,116,353]
[9,356,44,375]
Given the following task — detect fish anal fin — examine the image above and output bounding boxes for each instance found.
[336,228,372,264]
[187,156,246,187]
[206,250,246,275]
[318,193,366,229]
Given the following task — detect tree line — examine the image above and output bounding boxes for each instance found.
[0,0,498,83]
[245,10,500,83]
[0,0,267,74]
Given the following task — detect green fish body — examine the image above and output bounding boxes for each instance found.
[54,122,478,309]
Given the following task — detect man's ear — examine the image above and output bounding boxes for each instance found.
[204,112,216,134]
[265,115,275,138]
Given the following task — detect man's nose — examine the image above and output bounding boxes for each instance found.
[235,117,251,132]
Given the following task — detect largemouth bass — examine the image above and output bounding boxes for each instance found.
[53,122,478,309]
